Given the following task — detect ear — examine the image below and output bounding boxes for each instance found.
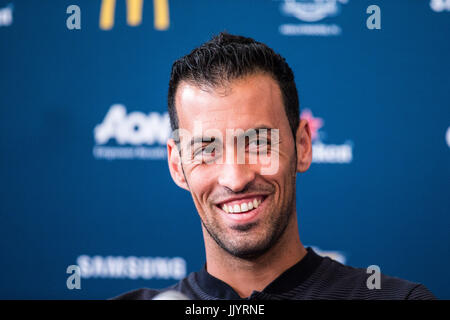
[167,138,190,191]
[295,119,312,173]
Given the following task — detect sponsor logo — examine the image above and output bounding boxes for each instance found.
[99,0,169,30]
[430,0,450,12]
[308,246,346,264]
[76,255,186,280]
[0,3,13,27]
[93,104,170,160]
[446,126,450,148]
[279,0,348,36]
[301,109,353,164]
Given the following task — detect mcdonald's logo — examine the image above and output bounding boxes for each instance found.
[100,0,169,30]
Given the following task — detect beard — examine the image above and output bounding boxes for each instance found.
[201,207,293,260]
[200,174,297,260]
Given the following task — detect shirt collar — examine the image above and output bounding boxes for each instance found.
[195,247,323,299]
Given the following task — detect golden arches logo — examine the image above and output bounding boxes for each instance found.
[100,0,169,30]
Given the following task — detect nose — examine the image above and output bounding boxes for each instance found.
[217,163,256,193]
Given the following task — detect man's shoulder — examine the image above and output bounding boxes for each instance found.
[310,256,436,300]
[110,271,199,300]
[110,287,162,300]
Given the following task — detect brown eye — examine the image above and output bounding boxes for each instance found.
[249,139,268,152]
[202,149,215,157]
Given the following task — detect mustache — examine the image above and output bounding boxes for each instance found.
[209,183,275,203]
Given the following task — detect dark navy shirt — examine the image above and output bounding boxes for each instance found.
[112,247,436,300]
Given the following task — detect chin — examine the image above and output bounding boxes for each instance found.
[221,235,275,260]
[225,245,272,260]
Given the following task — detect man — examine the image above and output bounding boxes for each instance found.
[114,32,436,300]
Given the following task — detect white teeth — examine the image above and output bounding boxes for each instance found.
[221,197,264,213]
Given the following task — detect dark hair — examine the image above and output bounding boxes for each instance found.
[167,32,300,139]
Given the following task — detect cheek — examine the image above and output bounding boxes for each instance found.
[187,166,217,205]
[272,156,296,199]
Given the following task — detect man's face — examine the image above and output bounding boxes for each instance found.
[171,73,300,259]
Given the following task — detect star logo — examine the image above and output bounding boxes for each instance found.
[300,109,323,141]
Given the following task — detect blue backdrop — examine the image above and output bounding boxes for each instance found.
[0,0,449,299]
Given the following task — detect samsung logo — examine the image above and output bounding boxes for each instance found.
[76,255,187,280]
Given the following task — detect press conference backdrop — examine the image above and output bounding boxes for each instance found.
[0,0,449,299]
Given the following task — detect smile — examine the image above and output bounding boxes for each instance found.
[215,195,268,223]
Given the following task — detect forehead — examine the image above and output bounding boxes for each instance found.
[175,73,287,132]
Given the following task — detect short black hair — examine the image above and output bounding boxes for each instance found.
[167,32,300,139]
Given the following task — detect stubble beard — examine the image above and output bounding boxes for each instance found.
[201,174,297,261]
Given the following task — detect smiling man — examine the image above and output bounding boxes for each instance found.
[114,32,436,300]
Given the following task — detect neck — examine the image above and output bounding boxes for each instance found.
[203,212,307,298]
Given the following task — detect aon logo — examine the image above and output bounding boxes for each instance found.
[95,104,171,145]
